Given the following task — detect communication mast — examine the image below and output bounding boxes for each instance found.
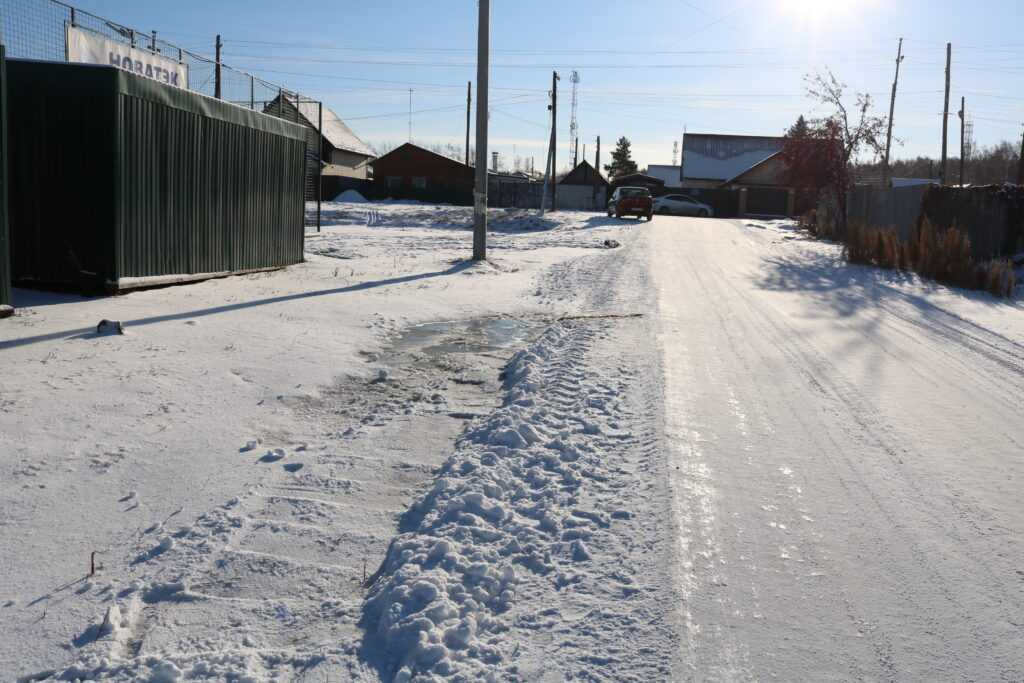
[569,71,580,167]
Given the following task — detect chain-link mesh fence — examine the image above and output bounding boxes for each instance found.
[0,0,322,230]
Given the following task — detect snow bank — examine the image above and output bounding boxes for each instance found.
[362,322,614,680]
[334,189,368,203]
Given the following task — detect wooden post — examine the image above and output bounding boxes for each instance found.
[465,81,472,167]
[882,38,903,188]
[959,96,966,187]
[940,43,951,184]
[214,35,223,100]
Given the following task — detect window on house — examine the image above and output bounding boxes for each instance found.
[412,177,427,189]
[387,176,402,190]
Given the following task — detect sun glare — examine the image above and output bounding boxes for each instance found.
[779,0,856,28]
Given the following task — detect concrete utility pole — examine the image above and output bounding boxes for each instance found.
[472,0,490,261]
[214,34,222,100]
[882,38,904,188]
[540,97,554,214]
[551,71,559,211]
[941,43,951,184]
[465,81,472,166]
[959,96,966,187]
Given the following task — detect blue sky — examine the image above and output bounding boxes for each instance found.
[60,0,1024,171]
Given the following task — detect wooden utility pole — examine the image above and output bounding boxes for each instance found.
[959,96,966,187]
[472,0,489,261]
[465,81,472,166]
[574,138,579,168]
[214,35,222,100]
[551,71,559,211]
[941,43,951,184]
[596,135,601,174]
[882,38,904,188]
[1017,127,1024,185]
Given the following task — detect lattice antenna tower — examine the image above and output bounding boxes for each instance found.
[569,71,580,166]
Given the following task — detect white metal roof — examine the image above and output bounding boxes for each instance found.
[295,100,375,158]
[682,134,784,182]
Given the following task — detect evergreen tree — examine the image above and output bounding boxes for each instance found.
[787,115,809,139]
[604,136,638,179]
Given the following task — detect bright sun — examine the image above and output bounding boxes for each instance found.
[779,0,855,26]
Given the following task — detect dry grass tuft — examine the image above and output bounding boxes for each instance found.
[843,217,1017,298]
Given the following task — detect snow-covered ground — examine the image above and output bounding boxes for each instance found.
[2,205,1022,680]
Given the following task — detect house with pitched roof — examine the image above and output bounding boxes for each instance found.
[265,95,375,180]
[649,134,787,191]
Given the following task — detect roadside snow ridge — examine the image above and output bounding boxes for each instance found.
[363,322,624,681]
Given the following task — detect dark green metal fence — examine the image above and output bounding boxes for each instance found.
[1,0,322,232]
[8,59,306,291]
[0,44,10,315]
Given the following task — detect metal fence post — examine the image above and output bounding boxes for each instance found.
[318,101,323,232]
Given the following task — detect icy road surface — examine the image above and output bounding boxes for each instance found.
[2,205,1022,680]
[651,216,1023,680]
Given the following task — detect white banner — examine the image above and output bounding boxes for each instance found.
[66,25,188,90]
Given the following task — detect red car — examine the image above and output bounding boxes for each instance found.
[607,186,654,221]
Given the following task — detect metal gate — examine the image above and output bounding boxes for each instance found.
[746,187,789,216]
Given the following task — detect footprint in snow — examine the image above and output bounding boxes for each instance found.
[283,462,304,473]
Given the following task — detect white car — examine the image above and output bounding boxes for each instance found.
[652,194,714,218]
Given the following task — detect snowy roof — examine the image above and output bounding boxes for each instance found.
[294,100,375,158]
[682,134,784,182]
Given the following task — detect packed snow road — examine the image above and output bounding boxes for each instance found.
[649,216,1023,680]
[2,204,1022,681]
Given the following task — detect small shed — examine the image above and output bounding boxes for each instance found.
[7,59,308,292]
[559,160,609,189]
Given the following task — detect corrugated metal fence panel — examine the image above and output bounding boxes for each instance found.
[116,93,305,280]
[6,60,117,286]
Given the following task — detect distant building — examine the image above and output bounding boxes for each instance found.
[556,160,610,211]
[559,160,610,189]
[650,134,788,190]
[610,173,666,192]
[265,95,375,181]
[371,142,474,204]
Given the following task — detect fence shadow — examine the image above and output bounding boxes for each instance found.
[0,262,475,351]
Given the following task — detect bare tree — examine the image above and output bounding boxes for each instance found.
[800,71,888,230]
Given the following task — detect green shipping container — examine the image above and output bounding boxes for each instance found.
[6,59,307,292]
[0,45,11,317]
